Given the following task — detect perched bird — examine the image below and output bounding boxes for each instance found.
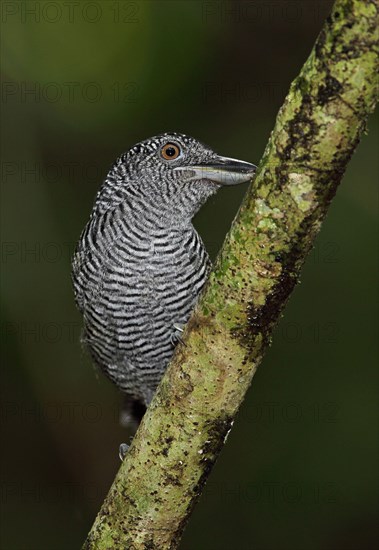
[72,133,256,428]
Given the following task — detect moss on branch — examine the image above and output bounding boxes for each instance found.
[84,0,378,548]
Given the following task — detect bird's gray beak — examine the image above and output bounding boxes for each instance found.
[173,155,257,186]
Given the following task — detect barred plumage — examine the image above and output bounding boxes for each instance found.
[72,133,255,426]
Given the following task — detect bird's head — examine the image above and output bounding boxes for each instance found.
[95,133,256,222]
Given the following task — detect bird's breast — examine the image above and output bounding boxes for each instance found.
[75,212,210,321]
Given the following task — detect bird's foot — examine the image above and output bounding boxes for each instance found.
[119,433,135,461]
[119,443,130,461]
[170,323,186,346]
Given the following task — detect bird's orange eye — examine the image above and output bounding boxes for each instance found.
[161,143,181,161]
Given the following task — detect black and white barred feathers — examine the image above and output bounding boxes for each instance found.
[72,133,255,426]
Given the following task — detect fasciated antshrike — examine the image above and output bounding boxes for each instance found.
[72,133,256,427]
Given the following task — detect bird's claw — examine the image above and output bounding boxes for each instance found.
[170,323,186,346]
[119,443,130,461]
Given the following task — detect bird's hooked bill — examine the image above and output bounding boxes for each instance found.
[173,155,257,186]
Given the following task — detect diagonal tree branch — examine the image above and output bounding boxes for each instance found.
[84,0,378,548]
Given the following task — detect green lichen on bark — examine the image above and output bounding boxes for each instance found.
[84,1,378,548]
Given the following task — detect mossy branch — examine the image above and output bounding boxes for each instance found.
[84,1,378,548]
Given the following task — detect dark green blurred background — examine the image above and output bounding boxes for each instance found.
[1,1,378,549]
